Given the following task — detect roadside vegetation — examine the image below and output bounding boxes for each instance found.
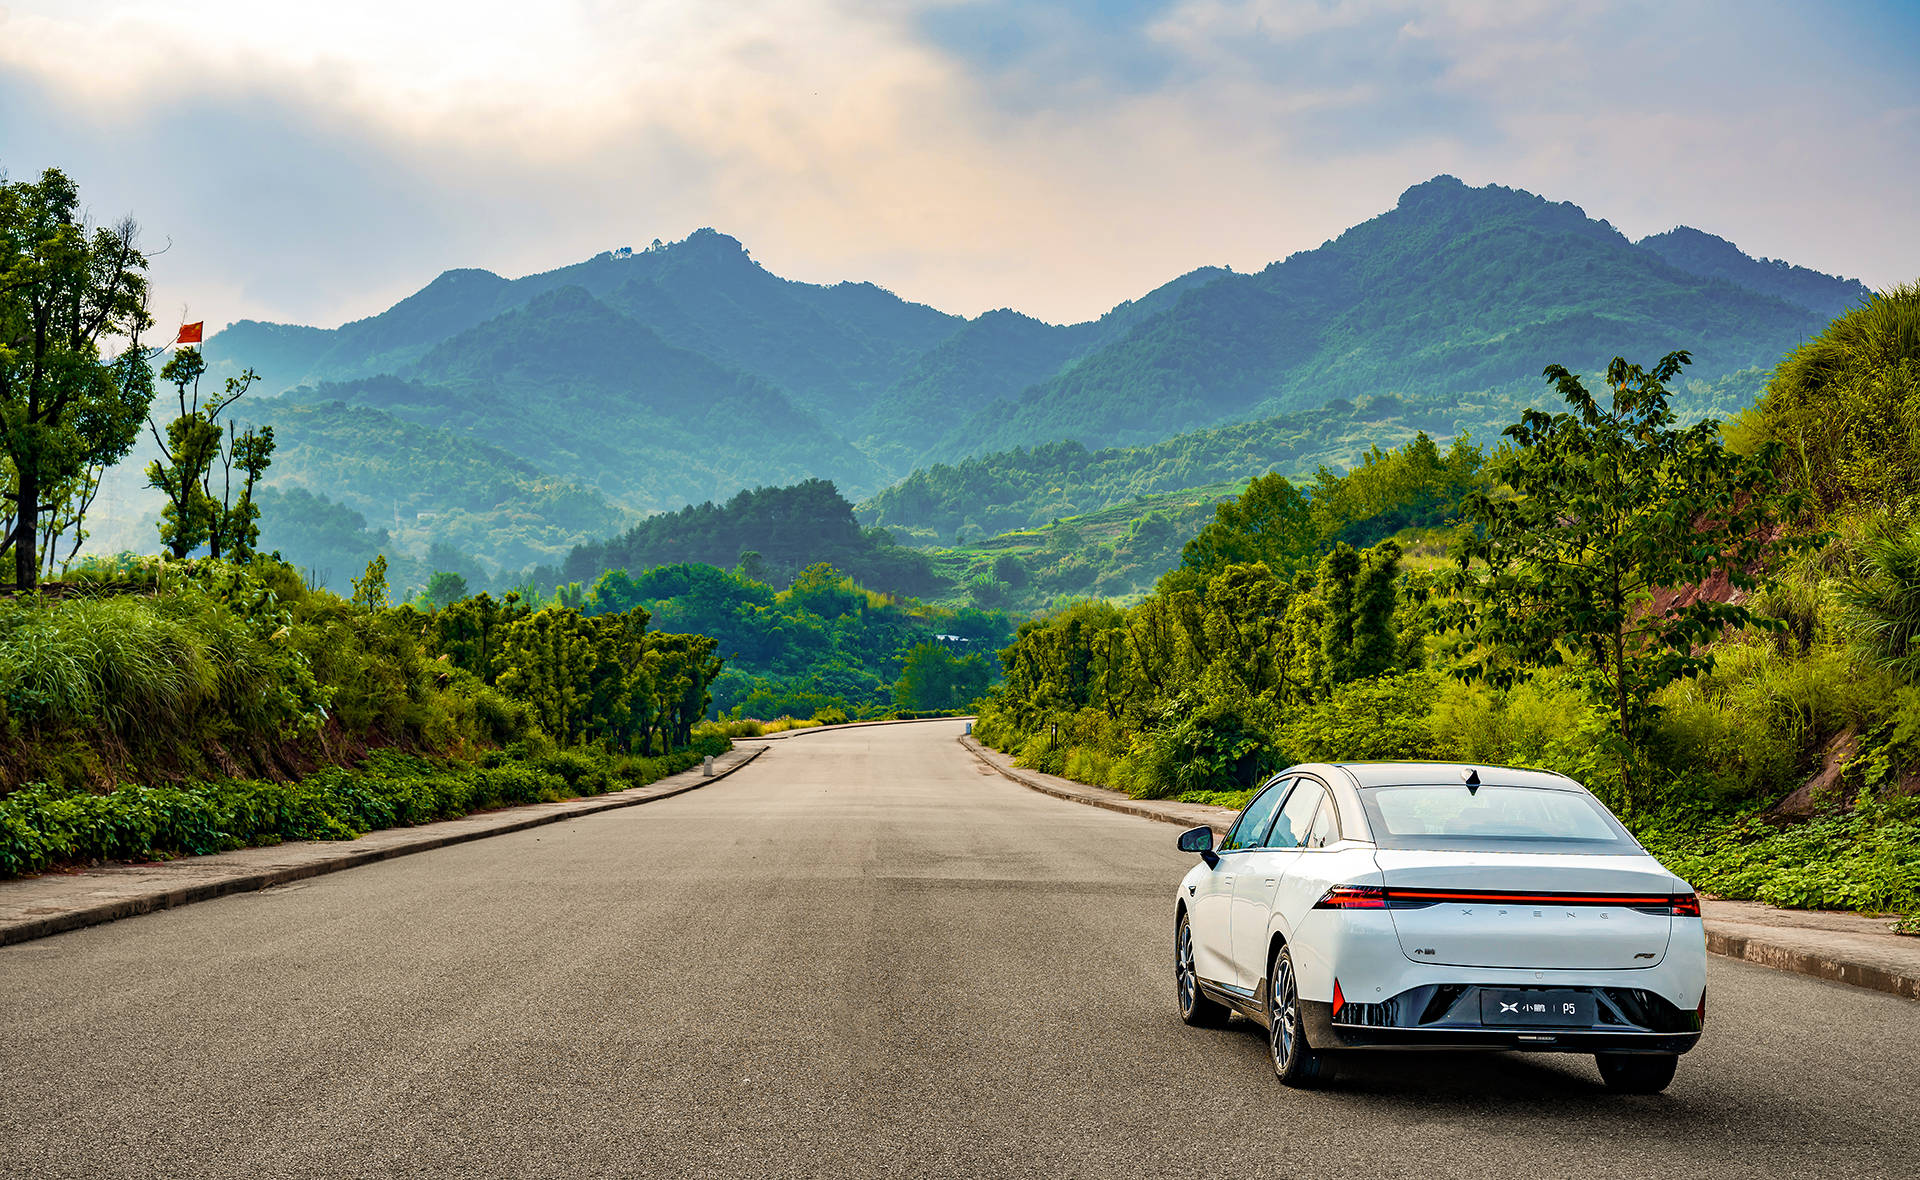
[975,288,1920,921]
[0,554,728,876]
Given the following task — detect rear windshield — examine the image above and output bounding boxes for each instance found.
[1361,784,1637,852]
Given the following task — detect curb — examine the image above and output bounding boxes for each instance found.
[962,736,1920,1003]
[1704,928,1920,1001]
[0,744,767,948]
[961,735,1234,835]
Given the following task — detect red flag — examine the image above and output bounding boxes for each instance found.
[175,321,204,345]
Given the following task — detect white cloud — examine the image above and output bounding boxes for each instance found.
[1,0,1914,335]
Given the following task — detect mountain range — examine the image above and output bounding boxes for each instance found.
[194,175,1873,584]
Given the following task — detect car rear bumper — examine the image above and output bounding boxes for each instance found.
[1300,984,1703,1055]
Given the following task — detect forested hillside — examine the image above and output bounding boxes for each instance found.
[975,288,1920,922]
[860,366,1764,544]
[179,178,1864,587]
[551,479,943,599]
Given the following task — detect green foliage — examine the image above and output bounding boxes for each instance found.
[1638,796,1920,915]
[351,555,390,610]
[559,479,942,598]
[893,643,993,712]
[146,347,267,561]
[0,737,728,877]
[1839,519,1920,683]
[0,167,154,589]
[1447,352,1804,810]
[1757,283,1920,516]
[424,569,470,609]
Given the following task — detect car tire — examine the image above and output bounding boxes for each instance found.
[1267,945,1328,1088]
[1595,1053,1678,1093]
[1176,912,1230,1028]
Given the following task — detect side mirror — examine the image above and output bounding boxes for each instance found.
[1179,826,1218,866]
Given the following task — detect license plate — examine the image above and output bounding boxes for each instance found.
[1480,989,1595,1027]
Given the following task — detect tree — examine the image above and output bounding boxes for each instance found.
[1448,352,1803,810]
[0,168,155,588]
[146,346,263,559]
[1179,472,1316,577]
[212,420,275,561]
[350,555,390,610]
[424,570,470,609]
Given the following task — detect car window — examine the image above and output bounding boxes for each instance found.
[1268,780,1327,849]
[1304,798,1339,848]
[1361,784,1634,852]
[1221,777,1291,851]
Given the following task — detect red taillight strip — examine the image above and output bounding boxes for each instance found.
[1385,889,1688,907]
[1314,885,1701,912]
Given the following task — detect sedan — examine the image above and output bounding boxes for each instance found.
[1174,762,1706,1092]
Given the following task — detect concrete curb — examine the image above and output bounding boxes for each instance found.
[961,735,1920,1003]
[961,735,1236,835]
[0,744,767,948]
[1703,928,1920,1001]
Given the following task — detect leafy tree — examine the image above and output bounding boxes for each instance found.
[424,570,470,609]
[146,347,262,559]
[497,607,597,745]
[350,555,390,610]
[1321,539,1402,684]
[1447,352,1803,810]
[212,421,275,561]
[430,590,532,683]
[0,168,155,588]
[894,642,993,712]
[1179,472,1315,577]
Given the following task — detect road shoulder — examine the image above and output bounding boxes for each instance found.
[961,734,1920,1002]
[0,744,766,947]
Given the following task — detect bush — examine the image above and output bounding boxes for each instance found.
[0,738,730,878]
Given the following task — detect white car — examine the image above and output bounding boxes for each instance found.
[1174,762,1706,1092]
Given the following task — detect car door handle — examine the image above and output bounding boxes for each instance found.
[1264,879,1277,887]
[1222,875,1235,887]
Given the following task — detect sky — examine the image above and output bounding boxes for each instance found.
[2,0,1917,332]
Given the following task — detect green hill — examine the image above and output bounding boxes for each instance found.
[935,176,1833,460]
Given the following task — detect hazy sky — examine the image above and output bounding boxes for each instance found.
[3,0,1916,332]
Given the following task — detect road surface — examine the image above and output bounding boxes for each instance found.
[3,720,1917,1178]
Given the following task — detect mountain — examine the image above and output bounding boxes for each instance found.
[284,286,887,508]
[205,230,962,419]
[177,180,1874,587]
[1634,226,1872,322]
[931,176,1841,460]
[855,266,1236,468]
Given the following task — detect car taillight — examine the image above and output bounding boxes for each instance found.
[1671,892,1701,918]
[1316,885,1387,909]
[1331,979,1346,1018]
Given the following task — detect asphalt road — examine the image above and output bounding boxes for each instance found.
[4,720,1918,1179]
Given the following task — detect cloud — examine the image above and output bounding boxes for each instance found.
[1,0,1915,335]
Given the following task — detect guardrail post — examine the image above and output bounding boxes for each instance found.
[703,756,714,777]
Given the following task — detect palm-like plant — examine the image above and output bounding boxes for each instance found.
[1840,524,1920,683]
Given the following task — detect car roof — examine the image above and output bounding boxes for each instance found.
[1316,761,1584,792]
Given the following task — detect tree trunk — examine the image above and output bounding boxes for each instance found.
[13,467,38,590]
